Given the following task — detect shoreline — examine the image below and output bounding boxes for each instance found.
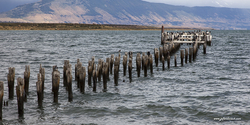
[0,23,213,31]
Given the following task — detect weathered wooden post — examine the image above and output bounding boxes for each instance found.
[39,64,45,100]
[185,48,188,64]
[75,59,80,81]
[167,55,170,69]
[98,59,103,82]
[189,47,193,63]
[16,77,24,117]
[193,43,198,60]
[163,44,168,59]
[75,60,82,88]
[149,55,153,74]
[106,58,110,81]
[128,58,132,83]
[181,50,184,66]
[154,48,159,67]
[136,53,141,77]
[110,54,114,74]
[129,51,133,60]
[7,67,15,99]
[88,61,93,87]
[52,70,60,103]
[175,55,177,67]
[142,53,145,70]
[24,65,30,94]
[203,43,207,54]
[162,56,165,71]
[123,55,127,76]
[118,52,121,70]
[93,70,97,92]
[114,66,118,86]
[0,81,4,120]
[36,73,43,107]
[79,67,86,93]
[144,55,148,77]
[66,68,73,102]
[159,47,163,62]
[103,63,108,91]
[161,25,164,45]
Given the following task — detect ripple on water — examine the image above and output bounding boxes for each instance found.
[0,30,249,124]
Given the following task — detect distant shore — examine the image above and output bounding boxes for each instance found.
[0,23,212,31]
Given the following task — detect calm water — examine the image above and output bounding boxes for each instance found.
[0,30,249,124]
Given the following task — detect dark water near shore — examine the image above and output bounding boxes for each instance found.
[0,30,249,124]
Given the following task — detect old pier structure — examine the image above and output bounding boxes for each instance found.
[1,26,212,119]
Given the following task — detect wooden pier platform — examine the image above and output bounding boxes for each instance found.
[161,26,212,45]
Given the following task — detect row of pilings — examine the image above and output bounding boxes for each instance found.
[0,36,210,119]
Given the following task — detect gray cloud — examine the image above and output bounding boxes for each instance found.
[144,0,250,8]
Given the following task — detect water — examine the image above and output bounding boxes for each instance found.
[0,30,249,124]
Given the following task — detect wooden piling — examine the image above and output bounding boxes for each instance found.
[203,43,207,54]
[163,44,168,59]
[185,48,188,64]
[36,73,43,107]
[24,65,30,94]
[189,48,193,63]
[52,70,60,103]
[39,64,45,100]
[98,59,103,82]
[193,43,198,60]
[129,51,133,59]
[167,55,170,69]
[114,56,120,79]
[161,25,164,45]
[93,70,97,92]
[66,68,73,102]
[181,50,184,66]
[7,67,15,99]
[144,55,148,77]
[0,81,4,120]
[103,63,108,91]
[128,58,132,83]
[16,77,25,117]
[149,55,153,74]
[106,58,110,81]
[136,53,141,77]
[110,54,114,74]
[88,61,93,87]
[142,52,145,70]
[114,66,119,86]
[79,67,86,93]
[154,48,159,67]
[159,47,163,62]
[123,55,127,76]
[75,60,82,88]
[75,59,80,81]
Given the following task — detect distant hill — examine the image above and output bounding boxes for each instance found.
[0,0,250,29]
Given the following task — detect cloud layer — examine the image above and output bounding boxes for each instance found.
[144,0,250,9]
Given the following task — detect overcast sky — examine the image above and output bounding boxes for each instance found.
[1,0,250,13]
[144,0,250,8]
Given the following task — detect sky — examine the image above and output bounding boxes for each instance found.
[0,0,250,13]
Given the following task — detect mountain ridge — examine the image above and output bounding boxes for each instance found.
[0,0,250,29]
